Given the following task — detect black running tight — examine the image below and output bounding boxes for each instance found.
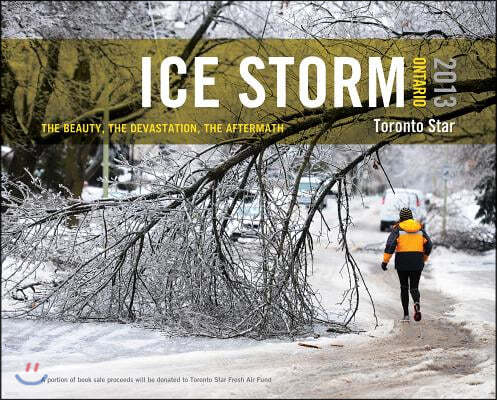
[396,270,422,316]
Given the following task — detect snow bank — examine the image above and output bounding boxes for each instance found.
[1,145,12,156]
[426,190,495,251]
[428,190,484,230]
[428,246,495,327]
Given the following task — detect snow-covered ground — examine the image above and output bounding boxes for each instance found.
[2,195,495,398]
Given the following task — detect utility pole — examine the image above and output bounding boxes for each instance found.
[441,165,450,240]
[442,177,447,239]
[102,104,110,199]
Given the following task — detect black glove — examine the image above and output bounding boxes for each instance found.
[381,262,388,271]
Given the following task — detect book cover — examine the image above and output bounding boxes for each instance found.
[1,1,495,398]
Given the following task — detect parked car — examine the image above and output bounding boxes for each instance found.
[226,196,262,242]
[297,176,326,210]
[226,186,304,242]
[380,188,427,231]
[411,189,430,207]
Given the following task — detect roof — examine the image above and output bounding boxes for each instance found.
[386,188,423,194]
[300,176,322,183]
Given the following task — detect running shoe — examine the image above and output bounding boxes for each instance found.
[414,303,422,321]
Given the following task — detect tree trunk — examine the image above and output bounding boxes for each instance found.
[7,145,39,184]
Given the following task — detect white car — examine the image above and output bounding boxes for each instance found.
[380,188,427,231]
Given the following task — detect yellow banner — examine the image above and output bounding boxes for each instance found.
[2,39,495,144]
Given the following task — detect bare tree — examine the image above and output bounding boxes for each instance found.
[1,1,232,196]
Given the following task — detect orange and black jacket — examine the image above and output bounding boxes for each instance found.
[383,219,432,271]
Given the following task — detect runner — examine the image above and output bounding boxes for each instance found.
[381,208,433,322]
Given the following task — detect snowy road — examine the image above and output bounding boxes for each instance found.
[2,196,495,398]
